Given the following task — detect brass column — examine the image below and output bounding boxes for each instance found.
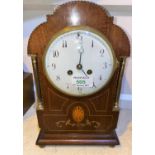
[31,54,43,110]
[113,57,126,111]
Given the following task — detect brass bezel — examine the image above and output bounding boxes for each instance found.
[43,26,118,97]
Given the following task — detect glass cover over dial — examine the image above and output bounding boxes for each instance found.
[44,27,117,96]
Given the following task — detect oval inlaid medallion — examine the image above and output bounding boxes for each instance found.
[72,106,85,123]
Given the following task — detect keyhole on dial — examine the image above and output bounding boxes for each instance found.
[67,70,73,75]
[87,69,93,75]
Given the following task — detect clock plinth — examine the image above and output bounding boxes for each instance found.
[36,130,119,146]
[28,1,130,146]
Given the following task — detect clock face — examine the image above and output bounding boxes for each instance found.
[44,27,116,97]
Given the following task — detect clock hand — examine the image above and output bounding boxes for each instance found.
[92,81,96,88]
[78,46,84,65]
[77,46,84,70]
[76,56,88,77]
[81,69,89,78]
[79,52,82,65]
[77,46,88,78]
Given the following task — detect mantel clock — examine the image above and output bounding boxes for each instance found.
[28,1,130,146]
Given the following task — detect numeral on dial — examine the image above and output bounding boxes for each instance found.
[76,32,83,41]
[53,50,59,57]
[62,40,67,48]
[99,75,102,81]
[92,40,94,48]
[66,84,69,89]
[102,62,108,69]
[51,63,56,70]
[92,81,96,88]
[77,32,80,37]
[104,62,107,69]
[77,87,82,93]
[100,49,104,57]
[56,75,60,81]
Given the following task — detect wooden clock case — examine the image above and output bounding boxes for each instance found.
[28,1,130,146]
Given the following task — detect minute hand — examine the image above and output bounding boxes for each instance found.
[79,52,82,64]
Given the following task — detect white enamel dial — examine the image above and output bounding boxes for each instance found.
[44,27,116,96]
